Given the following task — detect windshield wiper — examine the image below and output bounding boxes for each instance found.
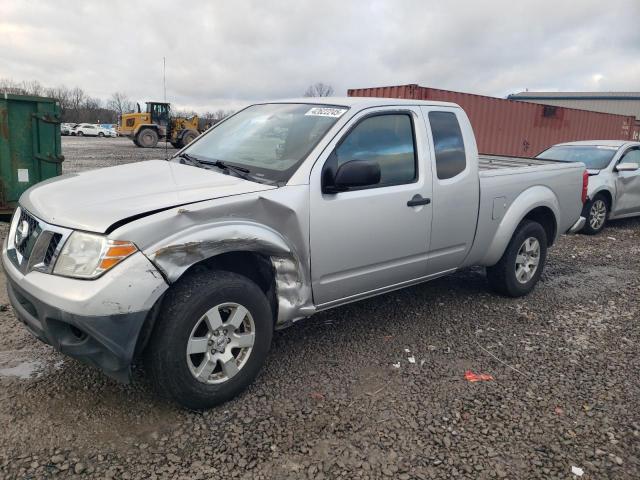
[175,153,254,180]
[210,159,251,178]
[175,152,207,169]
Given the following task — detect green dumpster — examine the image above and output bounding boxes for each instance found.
[0,93,64,213]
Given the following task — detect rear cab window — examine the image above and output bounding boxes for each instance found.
[428,111,466,180]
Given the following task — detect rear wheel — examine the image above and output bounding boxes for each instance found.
[486,220,548,297]
[98,132,104,137]
[145,271,273,409]
[582,194,609,235]
[136,128,159,148]
[76,131,84,137]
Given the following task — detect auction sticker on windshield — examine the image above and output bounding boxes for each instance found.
[305,107,347,118]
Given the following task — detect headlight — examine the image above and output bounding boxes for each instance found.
[53,231,137,279]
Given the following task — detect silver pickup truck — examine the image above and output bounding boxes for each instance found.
[3,98,586,408]
[537,140,640,234]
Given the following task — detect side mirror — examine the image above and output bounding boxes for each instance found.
[616,162,639,172]
[324,160,381,193]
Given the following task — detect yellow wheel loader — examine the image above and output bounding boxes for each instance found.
[117,102,203,149]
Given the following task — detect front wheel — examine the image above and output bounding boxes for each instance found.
[136,128,159,148]
[582,194,609,235]
[98,132,104,137]
[181,130,198,146]
[486,220,548,297]
[145,271,273,409]
[76,131,83,136]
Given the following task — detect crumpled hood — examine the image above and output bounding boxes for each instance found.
[20,159,275,233]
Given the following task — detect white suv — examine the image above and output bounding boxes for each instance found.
[72,124,100,137]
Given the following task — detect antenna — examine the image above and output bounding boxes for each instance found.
[163,56,168,160]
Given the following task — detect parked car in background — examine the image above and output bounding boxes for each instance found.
[98,126,117,137]
[537,140,640,234]
[3,98,587,409]
[72,123,100,137]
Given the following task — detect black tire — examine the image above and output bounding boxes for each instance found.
[144,270,273,409]
[136,128,159,148]
[486,220,548,297]
[98,132,104,137]
[76,131,83,137]
[170,141,182,149]
[181,130,198,146]
[582,194,609,235]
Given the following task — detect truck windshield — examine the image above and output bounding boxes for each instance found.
[536,145,618,170]
[184,103,348,184]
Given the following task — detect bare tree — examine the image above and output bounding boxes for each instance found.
[202,109,234,125]
[21,80,44,96]
[107,92,134,118]
[303,82,334,97]
[45,85,72,119]
[0,78,27,95]
[172,108,198,118]
[0,77,120,123]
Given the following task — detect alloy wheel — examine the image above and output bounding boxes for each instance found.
[589,199,607,230]
[515,237,540,284]
[186,303,256,384]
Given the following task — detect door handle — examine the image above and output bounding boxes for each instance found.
[407,194,431,207]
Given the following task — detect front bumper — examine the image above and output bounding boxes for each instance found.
[567,216,586,234]
[2,242,169,382]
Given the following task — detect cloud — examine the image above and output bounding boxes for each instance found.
[0,0,638,112]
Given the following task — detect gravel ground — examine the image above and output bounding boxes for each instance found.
[61,136,178,174]
[0,138,639,479]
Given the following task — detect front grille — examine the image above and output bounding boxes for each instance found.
[15,209,41,259]
[43,233,63,267]
[9,208,71,274]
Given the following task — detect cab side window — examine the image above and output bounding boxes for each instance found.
[429,111,466,180]
[332,114,417,187]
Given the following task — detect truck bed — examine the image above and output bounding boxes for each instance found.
[479,154,560,171]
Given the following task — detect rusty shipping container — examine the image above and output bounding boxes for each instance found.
[348,84,639,157]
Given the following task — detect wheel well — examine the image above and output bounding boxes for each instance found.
[133,251,277,361]
[523,206,556,246]
[593,190,612,208]
[181,251,277,318]
[189,250,272,284]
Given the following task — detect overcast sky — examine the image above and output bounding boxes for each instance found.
[1,0,639,112]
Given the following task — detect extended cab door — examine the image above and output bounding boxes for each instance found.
[612,147,640,216]
[420,107,480,273]
[309,107,433,306]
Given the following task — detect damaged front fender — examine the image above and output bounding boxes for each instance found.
[115,187,315,327]
[147,222,314,326]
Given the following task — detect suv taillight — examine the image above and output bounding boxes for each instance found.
[582,170,589,204]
